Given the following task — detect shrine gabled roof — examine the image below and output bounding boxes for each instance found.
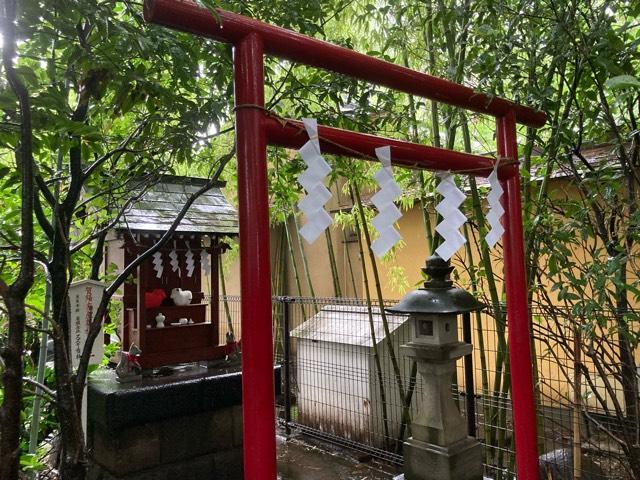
[290,304,408,347]
[117,175,238,235]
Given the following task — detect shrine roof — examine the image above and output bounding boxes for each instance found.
[290,304,408,347]
[117,175,238,235]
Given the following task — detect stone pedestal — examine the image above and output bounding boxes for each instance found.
[401,342,483,480]
[87,365,280,480]
[404,437,483,480]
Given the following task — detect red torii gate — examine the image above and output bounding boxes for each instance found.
[144,2,547,478]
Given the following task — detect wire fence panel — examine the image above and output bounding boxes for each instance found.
[217,295,637,480]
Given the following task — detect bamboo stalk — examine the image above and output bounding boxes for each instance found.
[463,223,492,448]
[351,183,410,451]
[284,217,307,321]
[273,226,289,358]
[573,326,582,480]
[292,210,318,313]
[462,119,508,463]
[219,254,234,336]
[325,228,342,298]
[354,205,391,450]
[343,229,358,297]
[334,178,359,297]
[495,356,512,480]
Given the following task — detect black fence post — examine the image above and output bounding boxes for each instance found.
[462,311,477,438]
[282,296,292,435]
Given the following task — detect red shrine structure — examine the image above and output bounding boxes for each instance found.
[143,2,547,479]
[107,175,238,369]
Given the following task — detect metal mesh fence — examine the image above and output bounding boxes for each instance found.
[217,295,638,480]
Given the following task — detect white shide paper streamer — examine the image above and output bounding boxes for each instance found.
[485,168,505,248]
[169,241,180,276]
[434,172,467,261]
[185,241,195,278]
[370,146,402,257]
[297,118,333,244]
[152,251,163,279]
[200,248,211,277]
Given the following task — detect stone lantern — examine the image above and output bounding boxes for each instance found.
[387,254,484,480]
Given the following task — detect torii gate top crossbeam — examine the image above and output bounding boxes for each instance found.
[144,0,546,129]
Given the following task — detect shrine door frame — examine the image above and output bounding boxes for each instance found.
[144,2,547,479]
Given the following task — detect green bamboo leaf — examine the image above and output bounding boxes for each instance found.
[605,75,640,90]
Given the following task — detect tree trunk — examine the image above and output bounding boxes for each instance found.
[0,297,27,480]
[0,1,36,476]
[50,262,88,479]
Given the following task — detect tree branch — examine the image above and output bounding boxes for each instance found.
[23,377,57,403]
[69,179,154,254]
[34,188,55,241]
[82,119,149,181]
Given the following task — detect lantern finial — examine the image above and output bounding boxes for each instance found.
[423,254,454,288]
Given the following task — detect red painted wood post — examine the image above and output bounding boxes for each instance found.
[497,111,540,480]
[234,32,278,479]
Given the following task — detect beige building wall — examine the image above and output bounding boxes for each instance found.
[221,174,639,409]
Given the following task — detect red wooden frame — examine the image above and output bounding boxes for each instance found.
[144,2,546,478]
[121,234,226,368]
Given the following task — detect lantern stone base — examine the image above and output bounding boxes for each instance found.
[403,436,483,480]
[87,364,280,480]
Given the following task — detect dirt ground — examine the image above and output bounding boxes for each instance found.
[276,434,400,480]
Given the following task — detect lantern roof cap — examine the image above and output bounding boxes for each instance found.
[387,255,485,314]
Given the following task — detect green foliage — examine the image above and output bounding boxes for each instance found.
[2,0,640,475]
[605,75,640,90]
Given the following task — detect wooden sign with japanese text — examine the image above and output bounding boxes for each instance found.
[68,279,106,369]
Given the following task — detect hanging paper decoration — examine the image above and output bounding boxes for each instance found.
[434,172,467,261]
[485,168,505,248]
[370,146,402,257]
[200,248,211,277]
[152,251,163,279]
[297,118,333,244]
[169,241,180,276]
[185,241,195,278]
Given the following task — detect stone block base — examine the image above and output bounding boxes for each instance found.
[86,367,264,480]
[88,448,243,480]
[88,405,243,480]
[403,436,483,480]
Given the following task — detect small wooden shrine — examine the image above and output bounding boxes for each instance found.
[106,175,238,369]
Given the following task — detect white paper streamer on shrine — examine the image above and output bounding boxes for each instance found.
[370,146,402,257]
[297,118,333,244]
[169,241,180,275]
[200,248,211,277]
[152,251,163,279]
[434,172,467,261]
[485,168,505,248]
[185,241,195,278]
